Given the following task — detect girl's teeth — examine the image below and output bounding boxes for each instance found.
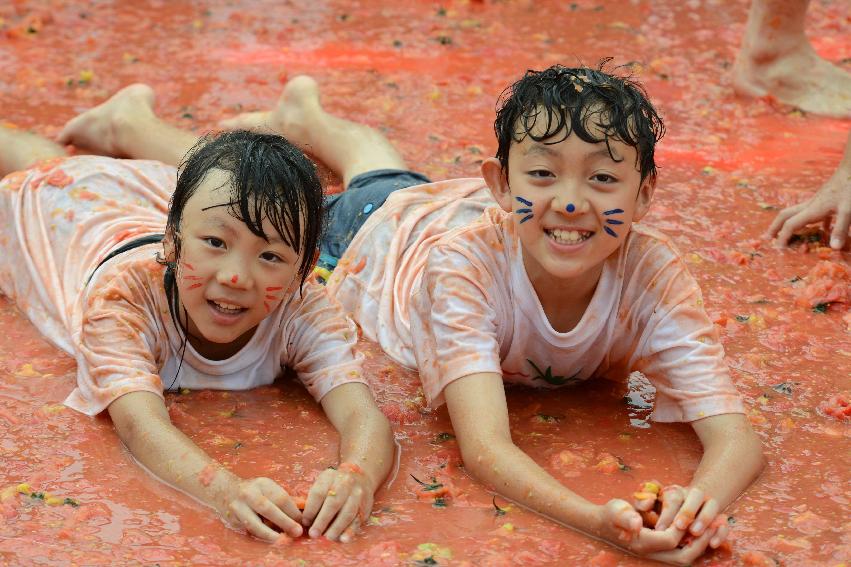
[213,301,242,312]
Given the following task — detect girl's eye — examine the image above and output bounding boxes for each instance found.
[204,237,225,248]
[591,173,617,183]
[260,251,284,263]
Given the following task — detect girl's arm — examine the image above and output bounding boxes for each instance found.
[443,372,690,559]
[108,390,304,541]
[301,382,394,542]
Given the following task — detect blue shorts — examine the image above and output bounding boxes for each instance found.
[318,169,431,272]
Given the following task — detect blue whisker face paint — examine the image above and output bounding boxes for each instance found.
[602,208,624,238]
[566,203,576,213]
[515,196,535,223]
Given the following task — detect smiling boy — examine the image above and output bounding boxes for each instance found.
[310,65,765,563]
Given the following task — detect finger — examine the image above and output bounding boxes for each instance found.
[673,488,705,531]
[340,517,361,544]
[775,207,829,246]
[655,486,684,530]
[302,470,335,526]
[633,491,657,512]
[766,204,804,237]
[308,481,348,538]
[231,501,280,542]
[253,496,303,538]
[689,499,719,536]
[323,492,362,542]
[615,506,643,534]
[648,526,713,565]
[261,482,303,525]
[708,515,730,548]
[830,208,851,250]
[629,526,684,554]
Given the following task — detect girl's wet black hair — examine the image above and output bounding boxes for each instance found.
[156,130,324,386]
[494,61,665,183]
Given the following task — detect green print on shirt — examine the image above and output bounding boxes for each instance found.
[526,359,580,386]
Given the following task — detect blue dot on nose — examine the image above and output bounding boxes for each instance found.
[362,203,374,214]
[566,203,576,213]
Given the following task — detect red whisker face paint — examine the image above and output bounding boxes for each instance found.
[187,283,203,290]
[264,301,270,313]
[183,262,195,271]
[183,275,203,281]
[266,286,283,291]
[265,295,277,300]
[231,275,238,284]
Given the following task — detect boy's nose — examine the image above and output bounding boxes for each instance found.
[553,193,589,216]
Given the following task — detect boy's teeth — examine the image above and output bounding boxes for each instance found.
[550,229,591,244]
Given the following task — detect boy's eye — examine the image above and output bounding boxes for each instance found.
[204,237,225,248]
[260,251,284,263]
[528,169,554,178]
[591,173,617,183]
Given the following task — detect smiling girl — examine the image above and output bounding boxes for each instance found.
[0,125,393,543]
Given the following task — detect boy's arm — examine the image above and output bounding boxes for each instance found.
[444,372,689,557]
[654,413,765,539]
[301,382,395,542]
[108,391,304,541]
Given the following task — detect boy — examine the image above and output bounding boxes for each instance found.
[61,65,765,564]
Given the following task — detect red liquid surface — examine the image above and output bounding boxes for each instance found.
[0,1,849,565]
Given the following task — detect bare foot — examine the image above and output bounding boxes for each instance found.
[57,83,156,156]
[218,76,321,142]
[732,42,851,117]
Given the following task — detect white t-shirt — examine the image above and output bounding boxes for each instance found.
[327,178,744,422]
[0,156,366,416]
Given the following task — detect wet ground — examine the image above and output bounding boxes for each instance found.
[0,1,849,565]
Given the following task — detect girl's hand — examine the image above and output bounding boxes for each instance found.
[302,463,373,543]
[221,477,304,541]
[654,485,730,550]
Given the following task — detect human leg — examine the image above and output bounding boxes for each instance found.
[731,0,851,117]
[220,76,407,187]
[0,126,66,178]
[57,84,199,165]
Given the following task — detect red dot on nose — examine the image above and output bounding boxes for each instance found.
[231,275,238,284]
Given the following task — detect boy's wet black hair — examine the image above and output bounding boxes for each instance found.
[494,62,665,183]
[160,130,324,333]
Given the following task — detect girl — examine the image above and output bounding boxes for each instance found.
[0,119,394,543]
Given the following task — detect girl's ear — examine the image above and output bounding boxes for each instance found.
[482,157,513,213]
[632,175,656,222]
[162,231,177,263]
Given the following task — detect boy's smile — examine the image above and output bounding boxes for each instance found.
[166,169,302,359]
[484,123,654,316]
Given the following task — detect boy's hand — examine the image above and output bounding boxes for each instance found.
[222,477,304,541]
[302,463,373,543]
[652,485,730,550]
[595,499,687,555]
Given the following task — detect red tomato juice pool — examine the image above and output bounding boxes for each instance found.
[0,1,848,565]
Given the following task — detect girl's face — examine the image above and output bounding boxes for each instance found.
[167,169,302,359]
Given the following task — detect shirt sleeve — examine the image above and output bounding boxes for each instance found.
[66,268,166,416]
[280,279,368,401]
[629,249,745,422]
[410,243,505,407]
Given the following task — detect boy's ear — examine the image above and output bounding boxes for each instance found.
[632,175,656,222]
[481,157,513,213]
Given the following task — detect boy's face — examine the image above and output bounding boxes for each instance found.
[165,169,302,358]
[484,121,654,289]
